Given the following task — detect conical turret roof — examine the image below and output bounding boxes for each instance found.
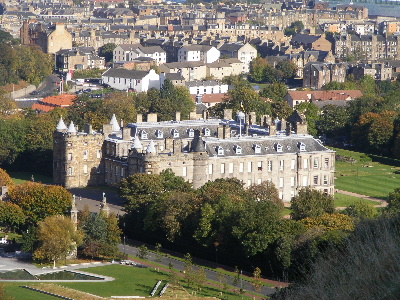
[131,135,143,149]
[56,117,67,131]
[192,137,206,152]
[110,114,120,132]
[146,140,156,154]
[67,121,77,133]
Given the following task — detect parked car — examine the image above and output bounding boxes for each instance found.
[30,91,41,95]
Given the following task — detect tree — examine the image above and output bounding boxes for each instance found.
[247,181,283,207]
[276,61,297,82]
[101,92,137,124]
[98,43,117,62]
[0,168,15,188]
[249,57,268,83]
[291,188,335,220]
[137,244,149,260]
[155,243,162,263]
[34,215,83,267]
[300,213,355,232]
[9,182,72,224]
[341,201,378,220]
[259,82,288,102]
[0,201,25,231]
[295,102,319,136]
[386,188,400,214]
[79,212,121,259]
[316,105,351,138]
[252,267,262,292]
[271,100,293,119]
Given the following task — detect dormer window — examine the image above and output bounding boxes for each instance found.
[235,145,242,154]
[204,128,211,136]
[188,128,194,137]
[156,130,163,139]
[141,130,148,139]
[217,146,224,155]
[298,142,306,151]
[275,143,283,152]
[172,129,179,138]
[254,144,261,154]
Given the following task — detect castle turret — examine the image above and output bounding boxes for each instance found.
[67,121,77,134]
[110,114,120,132]
[56,117,67,131]
[192,137,209,189]
[146,140,156,154]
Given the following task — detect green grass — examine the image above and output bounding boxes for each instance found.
[333,148,400,199]
[9,172,52,185]
[58,264,262,299]
[334,193,378,207]
[3,283,57,300]
[282,207,292,216]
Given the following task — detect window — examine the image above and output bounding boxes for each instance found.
[97,149,101,159]
[275,143,283,152]
[209,164,213,175]
[257,178,262,184]
[67,167,73,175]
[83,165,88,174]
[291,159,296,170]
[141,130,148,139]
[221,163,225,174]
[235,145,242,154]
[183,167,187,177]
[257,161,262,171]
[279,191,283,199]
[279,160,284,171]
[83,150,88,160]
[248,162,252,172]
[314,158,319,168]
[68,153,73,160]
[217,146,224,155]
[116,166,119,176]
[229,163,234,173]
[303,158,308,169]
[156,130,163,138]
[268,161,272,171]
[290,177,295,187]
[314,175,318,185]
[279,177,284,188]
[247,179,252,187]
[254,144,261,154]
[325,158,329,168]
[121,168,124,177]
[188,128,194,137]
[204,128,211,136]
[303,176,308,186]
[298,142,306,151]
[172,129,179,138]
[239,162,244,172]
[323,175,328,185]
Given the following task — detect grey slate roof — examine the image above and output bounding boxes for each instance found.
[102,68,149,79]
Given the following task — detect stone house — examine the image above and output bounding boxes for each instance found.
[177,45,220,64]
[303,62,348,90]
[159,62,207,81]
[53,110,335,202]
[218,43,257,73]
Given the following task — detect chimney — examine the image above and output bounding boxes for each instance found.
[83,124,92,134]
[189,111,197,120]
[103,124,112,136]
[175,112,181,121]
[223,109,233,120]
[165,138,174,151]
[223,124,231,139]
[122,127,131,141]
[136,114,143,123]
[248,112,256,125]
[269,123,276,136]
[147,113,158,122]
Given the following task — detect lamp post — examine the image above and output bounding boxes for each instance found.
[237,111,245,137]
[123,222,126,258]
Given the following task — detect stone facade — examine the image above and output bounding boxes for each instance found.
[53,111,335,202]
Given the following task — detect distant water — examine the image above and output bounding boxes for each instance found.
[329,0,400,17]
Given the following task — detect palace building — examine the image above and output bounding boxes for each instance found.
[53,110,335,202]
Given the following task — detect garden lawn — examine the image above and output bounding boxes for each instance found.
[9,172,52,185]
[334,193,378,207]
[59,264,264,300]
[3,283,57,300]
[333,148,400,199]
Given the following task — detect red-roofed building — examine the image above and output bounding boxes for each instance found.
[191,93,226,107]
[32,94,76,112]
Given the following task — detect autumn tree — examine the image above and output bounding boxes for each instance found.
[291,188,335,220]
[0,201,25,231]
[34,215,83,267]
[252,267,262,292]
[9,182,72,224]
[259,82,288,102]
[250,57,268,83]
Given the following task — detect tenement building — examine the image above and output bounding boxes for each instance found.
[53,110,335,202]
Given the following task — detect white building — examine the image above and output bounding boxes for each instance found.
[218,43,257,73]
[113,44,166,64]
[178,45,220,64]
[102,68,160,92]
[185,80,229,95]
